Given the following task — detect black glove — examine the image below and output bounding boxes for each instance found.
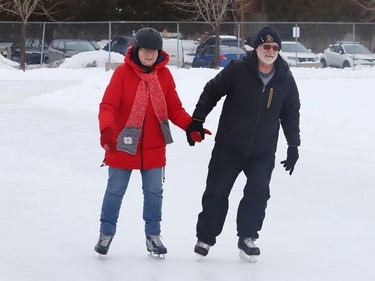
[280,146,299,175]
[186,119,211,146]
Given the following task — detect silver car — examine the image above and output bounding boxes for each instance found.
[45,39,96,63]
[279,41,321,68]
[320,42,375,68]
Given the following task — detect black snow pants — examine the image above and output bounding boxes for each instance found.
[196,143,275,246]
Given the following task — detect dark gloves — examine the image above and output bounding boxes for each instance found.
[186,119,212,146]
[280,146,299,175]
[100,127,117,152]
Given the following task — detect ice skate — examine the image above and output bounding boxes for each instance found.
[238,237,260,263]
[146,235,167,259]
[194,241,211,260]
[94,233,113,255]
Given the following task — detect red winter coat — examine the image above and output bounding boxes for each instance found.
[99,48,192,170]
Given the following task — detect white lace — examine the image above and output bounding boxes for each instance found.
[197,241,211,250]
[100,234,112,246]
[149,235,164,246]
[243,237,257,248]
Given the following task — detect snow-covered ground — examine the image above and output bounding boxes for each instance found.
[1,53,374,281]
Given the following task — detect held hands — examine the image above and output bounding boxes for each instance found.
[100,127,117,152]
[280,146,299,175]
[186,119,212,146]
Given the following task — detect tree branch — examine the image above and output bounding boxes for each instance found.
[351,0,375,20]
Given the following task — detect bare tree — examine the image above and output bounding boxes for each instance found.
[351,0,375,20]
[165,0,252,68]
[0,0,59,70]
[230,0,256,42]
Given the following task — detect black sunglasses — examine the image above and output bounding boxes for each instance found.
[262,44,280,51]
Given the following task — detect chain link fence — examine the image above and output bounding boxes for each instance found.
[1,21,375,67]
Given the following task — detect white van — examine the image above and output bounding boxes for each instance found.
[162,38,184,68]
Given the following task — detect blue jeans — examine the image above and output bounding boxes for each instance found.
[100,167,164,237]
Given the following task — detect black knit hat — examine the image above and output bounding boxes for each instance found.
[253,27,282,50]
[133,27,163,51]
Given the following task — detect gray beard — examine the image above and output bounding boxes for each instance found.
[257,52,277,65]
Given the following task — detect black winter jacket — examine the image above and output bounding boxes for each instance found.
[192,52,301,156]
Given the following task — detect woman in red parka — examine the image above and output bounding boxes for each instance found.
[94,27,210,257]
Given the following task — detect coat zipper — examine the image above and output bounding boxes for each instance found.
[140,117,145,170]
[140,80,149,170]
[246,85,265,154]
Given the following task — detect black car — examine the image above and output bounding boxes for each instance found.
[103,36,133,55]
[11,38,48,64]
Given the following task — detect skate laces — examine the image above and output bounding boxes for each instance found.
[149,235,164,246]
[100,234,112,246]
[243,237,257,248]
[196,241,211,250]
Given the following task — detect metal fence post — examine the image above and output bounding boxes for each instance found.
[237,22,241,59]
[352,23,356,71]
[40,22,46,65]
[296,23,298,64]
[108,22,112,65]
[176,22,180,68]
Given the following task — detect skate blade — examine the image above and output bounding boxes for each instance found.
[148,252,166,259]
[196,253,205,261]
[239,250,258,263]
[95,250,108,257]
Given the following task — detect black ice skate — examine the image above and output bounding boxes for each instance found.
[194,241,211,260]
[146,235,167,258]
[94,233,113,255]
[238,237,260,262]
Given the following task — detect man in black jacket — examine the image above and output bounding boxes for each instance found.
[186,27,301,262]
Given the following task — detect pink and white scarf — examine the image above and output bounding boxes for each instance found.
[117,70,173,155]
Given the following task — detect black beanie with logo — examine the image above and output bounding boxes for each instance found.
[253,27,282,50]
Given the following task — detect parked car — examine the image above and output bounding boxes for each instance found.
[11,38,48,64]
[320,42,375,68]
[195,35,246,55]
[279,41,321,67]
[162,37,184,67]
[192,45,246,68]
[103,35,133,55]
[103,35,184,67]
[89,40,101,50]
[44,39,96,63]
[0,41,13,59]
